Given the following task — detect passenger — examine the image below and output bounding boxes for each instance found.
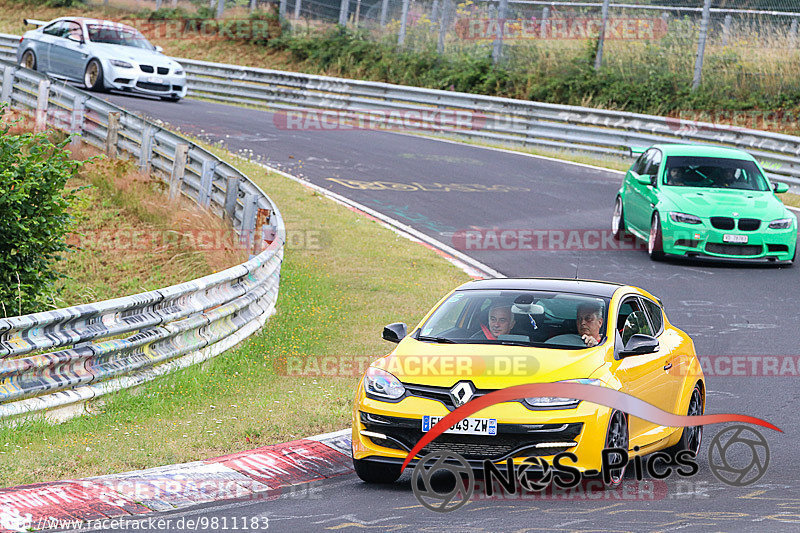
[474,305,515,340]
[576,302,604,347]
[717,167,737,188]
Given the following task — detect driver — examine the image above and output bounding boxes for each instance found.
[473,305,515,340]
[666,167,684,186]
[576,302,604,347]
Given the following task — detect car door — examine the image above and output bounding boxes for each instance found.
[47,20,87,81]
[610,295,674,446]
[641,297,685,416]
[36,20,67,73]
[638,149,662,227]
[624,149,655,233]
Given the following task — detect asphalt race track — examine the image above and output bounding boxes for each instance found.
[92,92,800,532]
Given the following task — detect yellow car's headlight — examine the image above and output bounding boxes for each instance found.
[523,378,605,409]
[364,367,405,400]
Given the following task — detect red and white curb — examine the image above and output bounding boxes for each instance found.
[0,430,352,532]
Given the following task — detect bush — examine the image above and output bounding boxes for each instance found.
[0,110,84,316]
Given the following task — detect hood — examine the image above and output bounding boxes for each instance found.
[90,43,179,68]
[660,188,788,220]
[371,339,608,389]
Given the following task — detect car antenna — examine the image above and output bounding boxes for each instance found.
[574,254,580,280]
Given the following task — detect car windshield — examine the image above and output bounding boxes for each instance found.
[663,156,769,191]
[87,24,154,50]
[417,289,611,349]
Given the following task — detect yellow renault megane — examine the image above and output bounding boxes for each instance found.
[352,278,705,484]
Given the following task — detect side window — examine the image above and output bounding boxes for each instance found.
[642,298,664,336]
[632,151,649,175]
[617,297,652,344]
[43,21,65,37]
[643,150,662,180]
[63,21,83,41]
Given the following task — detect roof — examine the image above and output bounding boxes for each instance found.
[454,278,626,298]
[651,144,756,160]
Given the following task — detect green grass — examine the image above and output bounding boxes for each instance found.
[0,142,468,487]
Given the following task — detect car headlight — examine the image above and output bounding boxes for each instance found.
[364,367,405,400]
[109,60,133,68]
[769,218,793,229]
[175,68,184,75]
[669,212,702,224]
[523,378,605,409]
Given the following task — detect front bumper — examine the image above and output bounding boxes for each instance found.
[104,62,187,99]
[352,383,613,472]
[661,216,797,261]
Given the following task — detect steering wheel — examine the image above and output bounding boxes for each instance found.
[544,334,587,347]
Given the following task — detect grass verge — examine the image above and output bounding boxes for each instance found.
[0,140,468,487]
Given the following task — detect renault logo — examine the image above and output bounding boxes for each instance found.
[450,381,476,407]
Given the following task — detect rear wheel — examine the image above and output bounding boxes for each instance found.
[666,385,704,460]
[602,410,628,488]
[84,59,105,92]
[353,458,402,484]
[20,49,36,70]
[611,196,626,240]
[648,214,665,260]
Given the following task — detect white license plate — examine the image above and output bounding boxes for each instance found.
[723,234,748,244]
[148,76,164,84]
[422,415,497,436]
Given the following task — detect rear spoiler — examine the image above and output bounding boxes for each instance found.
[23,19,47,27]
[629,146,647,157]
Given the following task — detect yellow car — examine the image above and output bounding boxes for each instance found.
[352,278,705,485]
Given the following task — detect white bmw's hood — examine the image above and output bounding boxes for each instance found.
[90,43,180,69]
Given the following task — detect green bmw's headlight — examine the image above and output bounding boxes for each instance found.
[769,218,793,229]
[669,212,702,225]
[364,367,405,400]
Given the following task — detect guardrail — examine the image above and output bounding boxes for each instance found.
[1,32,799,185]
[0,57,286,422]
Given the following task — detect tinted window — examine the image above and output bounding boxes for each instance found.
[643,150,662,177]
[62,21,82,41]
[42,21,65,37]
[642,299,664,335]
[663,156,769,191]
[631,152,649,174]
[617,298,652,344]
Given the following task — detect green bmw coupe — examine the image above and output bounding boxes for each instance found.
[613,144,797,264]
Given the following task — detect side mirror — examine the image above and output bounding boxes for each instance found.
[155,45,164,53]
[619,334,659,357]
[633,172,652,186]
[773,182,789,194]
[382,322,407,343]
[67,34,83,43]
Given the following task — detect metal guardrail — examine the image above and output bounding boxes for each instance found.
[0,57,286,422]
[1,32,800,184]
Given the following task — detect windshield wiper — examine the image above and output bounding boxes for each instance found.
[416,335,457,344]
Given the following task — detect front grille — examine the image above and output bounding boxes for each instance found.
[404,383,495,411]
[706,243,762,256]
[140,64,154,73]
[674,239,699,248]
[360,412,583,460]
[157,66,169,75]
[710,217,735,230]
[738,218,760,231]
[767,244,789,253]
[136,81,170,92]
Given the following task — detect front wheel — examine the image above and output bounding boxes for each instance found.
[160,95,181,102]
[602,410,629,488]
[648,214,665,260]
[666,384,704,460]
[611,196,626,240]
[84,59,105,92]
[20,49,36,70]
[353,458,402,484]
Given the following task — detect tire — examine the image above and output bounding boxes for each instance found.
[648,213,665,260]
[20,49,36,71]
[611,196,626,240]
[602,410,628,488]
[665,384,704,460]
[160,95,181,102]
[353,458,402,484]
[84,59,105,92]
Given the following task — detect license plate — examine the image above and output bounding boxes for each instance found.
[723,234,748,244]
[148,76,164,84]
[422,415,497,436]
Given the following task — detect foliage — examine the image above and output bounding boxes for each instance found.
[0,110,84,316]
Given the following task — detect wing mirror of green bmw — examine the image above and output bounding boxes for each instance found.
[773,182,789,194]
[619,334,660,357]
[382,322,408,343]
[634,172,653,185]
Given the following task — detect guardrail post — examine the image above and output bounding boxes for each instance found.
[169,143,188,201]
[398,0,410,45]
[105,112,120,157]
[540,7,550,39]
[722,14,732,46]
[69,94,87,147]
[252,208,272,255]
[139,123,155,173]
[380,0,389,26]
[1,66,16,104]
[241,193,258,249]
[34,79,49,133]
[338,0,350,26]
[224,176,241,222]
[199,159,217,208]
[692,0,713,90]
[293,0,301,19]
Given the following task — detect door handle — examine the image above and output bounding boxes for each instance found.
[663,362,673,371]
